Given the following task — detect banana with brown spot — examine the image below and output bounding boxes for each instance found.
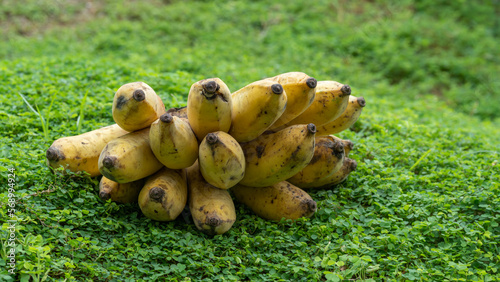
[232,181,317,221]
[199,131,245,189]
[316,96,366,136]
[187,162,236,235]
[282,81,351,128]
[267,72,317,130]
[46,124,128,177]
[112,82,166,132]
[98,128,163,183]
[149,113,199,169]
[138,167,187,221]
[99,176,145,204]
[229,79,287,142]
[287,135,345,187]
[187,78,232,140]
[238,123,316,187]
[298,157,357,189]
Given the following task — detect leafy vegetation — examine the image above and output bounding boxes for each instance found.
[1,0,499,281]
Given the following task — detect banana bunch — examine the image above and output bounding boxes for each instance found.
[46,73,366,236]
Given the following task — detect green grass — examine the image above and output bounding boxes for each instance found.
[1,0,499,281]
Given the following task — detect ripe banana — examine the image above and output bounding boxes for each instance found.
[229,79,287,142]
[138,167,188,221]
[267,72,317,130]
[112,82,165,132]
[238,123,316,187]
[199,131,245,189]
[187,78,232,140]
[316,96,366,136]
[98,128,163,183]
[99,176,145,204]
[232,181,317,221]
[187,162,236,235]
[298,157,357,189]
[46,124,128,177]
[149,113,199,169]
[283,81,351,128]
[287,135,345,187]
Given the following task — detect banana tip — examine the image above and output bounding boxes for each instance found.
[102,156,117,169]
[271,84,283,94]
[307,199,317,214]
[160,113,174,123]
[357,97,366,107]
[133,89,146,101]
[202,80,220,97]
[206,133,218,144]
[341,85,351,95]
[307,123,316,134]
[46,147,63,162]
[149,187,165,202]
[348,158,358,171]
[306,77,317,89]
[99,191,111,201]
[206,216,221,227]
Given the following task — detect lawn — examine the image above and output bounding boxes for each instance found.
[1,0,499,281]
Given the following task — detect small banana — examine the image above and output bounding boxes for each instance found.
[149,113,199,169]
[238,123,316,187]
[199,131,245,189]
[229,79,287,142]
[98,128,164,183]
[298,157,357,189]
[99,176,145,204]
[46,124,128,177]
[187,78,232,140]
[316,96,366,136]
[267,72,317,130]
[187,162,236,235]
[287,135,345,187]
[232,181,317,221]
[112,82,165,132]
[138,167,188,221]
[283,81,351,128]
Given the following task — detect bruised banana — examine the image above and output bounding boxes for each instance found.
[229,80,287,142]
[187,78,232,140]
[199,131,245,189]
[98,128,163,183]
[149,113,199,169]
[112,82,165,131]
[99,176,145,204]
[287,135,345,187]
[232,181,317,221]
[46,124,128,177]
[283,81,351,128]
[267,72,317,130]
[187,162,236,235]
[316,95,366,136]
[138,167,187,221]
[239,124,316,187]
[299,157,357,189]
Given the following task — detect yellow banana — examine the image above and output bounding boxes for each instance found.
[239,123,316,187]
[187,78,232,140]
[187,162,236,235]
[112,82,165,132]
[232,181,317,221]
[199,131,245,189]
[298,157,357,189]
[267,72,317,130]
[138,167,187,221]
[149,113,199,169]
[98,128,163,183]
[316,96,366,136]
[99,176,145,204]
[46,124,128,177]
[287,135,345,187]
[283,81,351,128]
[229,79,287,142]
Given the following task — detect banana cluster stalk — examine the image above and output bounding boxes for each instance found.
[47,73,366,235]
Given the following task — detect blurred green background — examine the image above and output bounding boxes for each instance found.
[1,1,499,281]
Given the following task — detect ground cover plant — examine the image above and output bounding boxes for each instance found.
[1,0,499,281]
